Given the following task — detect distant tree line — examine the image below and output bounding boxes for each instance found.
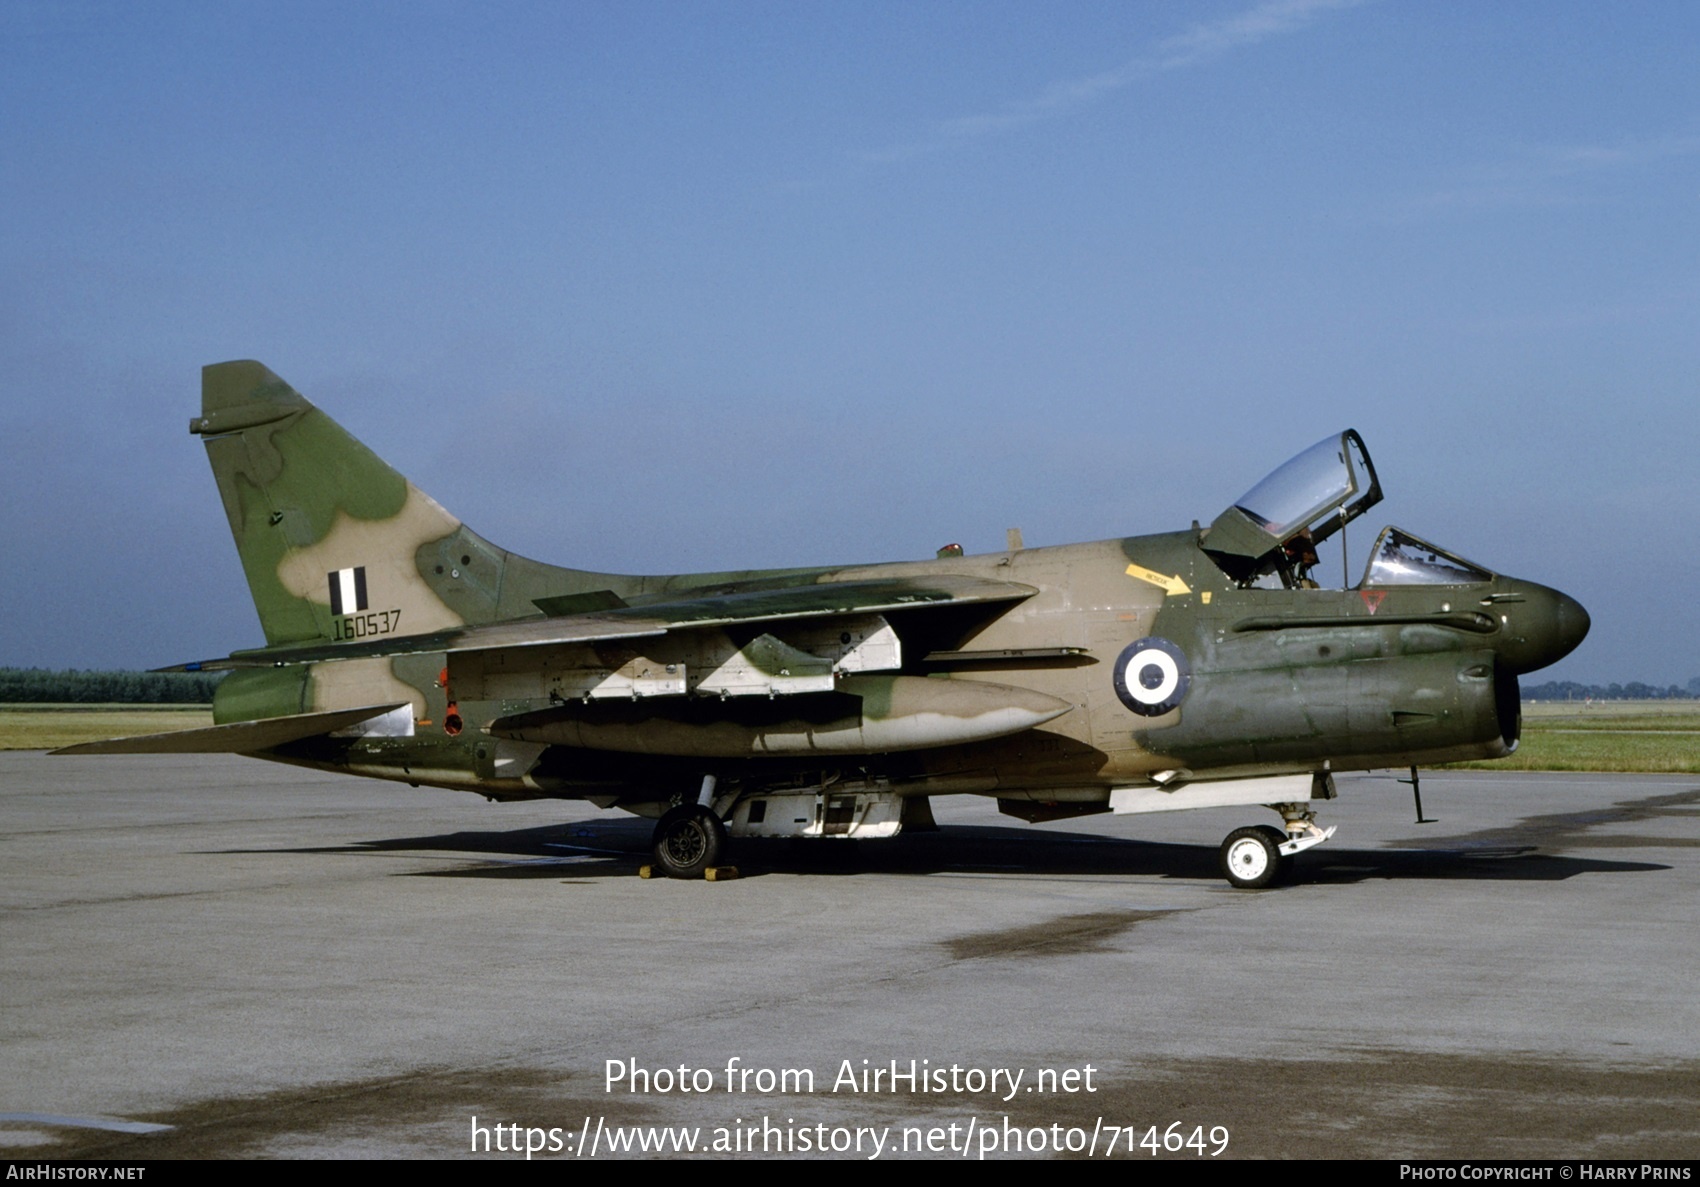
[0,668,225,704]
[1524,679,1700,702]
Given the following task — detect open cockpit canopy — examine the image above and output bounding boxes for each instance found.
[1203,430,1382,583]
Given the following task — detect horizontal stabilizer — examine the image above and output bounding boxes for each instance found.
[50,704,409,756]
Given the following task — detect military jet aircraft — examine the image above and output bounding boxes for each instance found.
[59,362,1589,888]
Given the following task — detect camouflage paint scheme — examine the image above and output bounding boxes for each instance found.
[59,362,1589,887]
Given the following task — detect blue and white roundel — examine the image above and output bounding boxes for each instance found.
[1113,637,1191,717]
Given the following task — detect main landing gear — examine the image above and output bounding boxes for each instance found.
[651,804,727,879]
[650,773,729,879]
[1218,804,1336,890]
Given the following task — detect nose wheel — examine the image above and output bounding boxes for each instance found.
[1219,825,1291,889]
[1218,806,1336,890]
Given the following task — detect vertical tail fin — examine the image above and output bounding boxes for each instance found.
[195,361,490,646]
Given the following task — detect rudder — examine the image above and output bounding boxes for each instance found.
[194,360,478,647]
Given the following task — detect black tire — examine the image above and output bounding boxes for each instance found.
[1256,824,1296,885]
[652,805,726,879]
[1219,825,1283,890]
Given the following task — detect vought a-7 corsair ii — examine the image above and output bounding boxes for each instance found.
[61,362,1590,887]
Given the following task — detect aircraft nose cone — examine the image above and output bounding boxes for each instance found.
[1494,582,1590,674]
[1551,589,1590,661]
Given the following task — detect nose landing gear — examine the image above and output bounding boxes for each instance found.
[1218,803,1336,890]
[1219,825,1289,889]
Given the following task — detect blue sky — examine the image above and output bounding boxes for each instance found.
[2,0,1696,685]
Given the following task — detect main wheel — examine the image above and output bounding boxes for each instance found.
[1219,825,1283,890]
[652,805,726,879]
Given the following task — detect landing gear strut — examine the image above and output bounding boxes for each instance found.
[1218,803,1336,890]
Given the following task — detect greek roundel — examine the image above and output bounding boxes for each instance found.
[1112,637,1191,717]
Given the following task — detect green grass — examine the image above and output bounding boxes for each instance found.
[1448,700,1700,773]
[0,705,213,751]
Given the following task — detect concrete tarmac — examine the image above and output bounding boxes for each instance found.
[2,752,1697,1159]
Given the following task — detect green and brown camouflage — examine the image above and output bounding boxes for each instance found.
[59,362,1589,887]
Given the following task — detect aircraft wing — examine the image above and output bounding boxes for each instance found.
[50,704,410,755]
[103,576,1042,761]
[446,574,1041,707]
[165,575,1037,671]
[460,573,1036,650]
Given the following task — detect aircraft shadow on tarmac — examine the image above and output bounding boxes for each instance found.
[240,813,1673,886]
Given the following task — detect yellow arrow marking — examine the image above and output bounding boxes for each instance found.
[1125,563,1192,597]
